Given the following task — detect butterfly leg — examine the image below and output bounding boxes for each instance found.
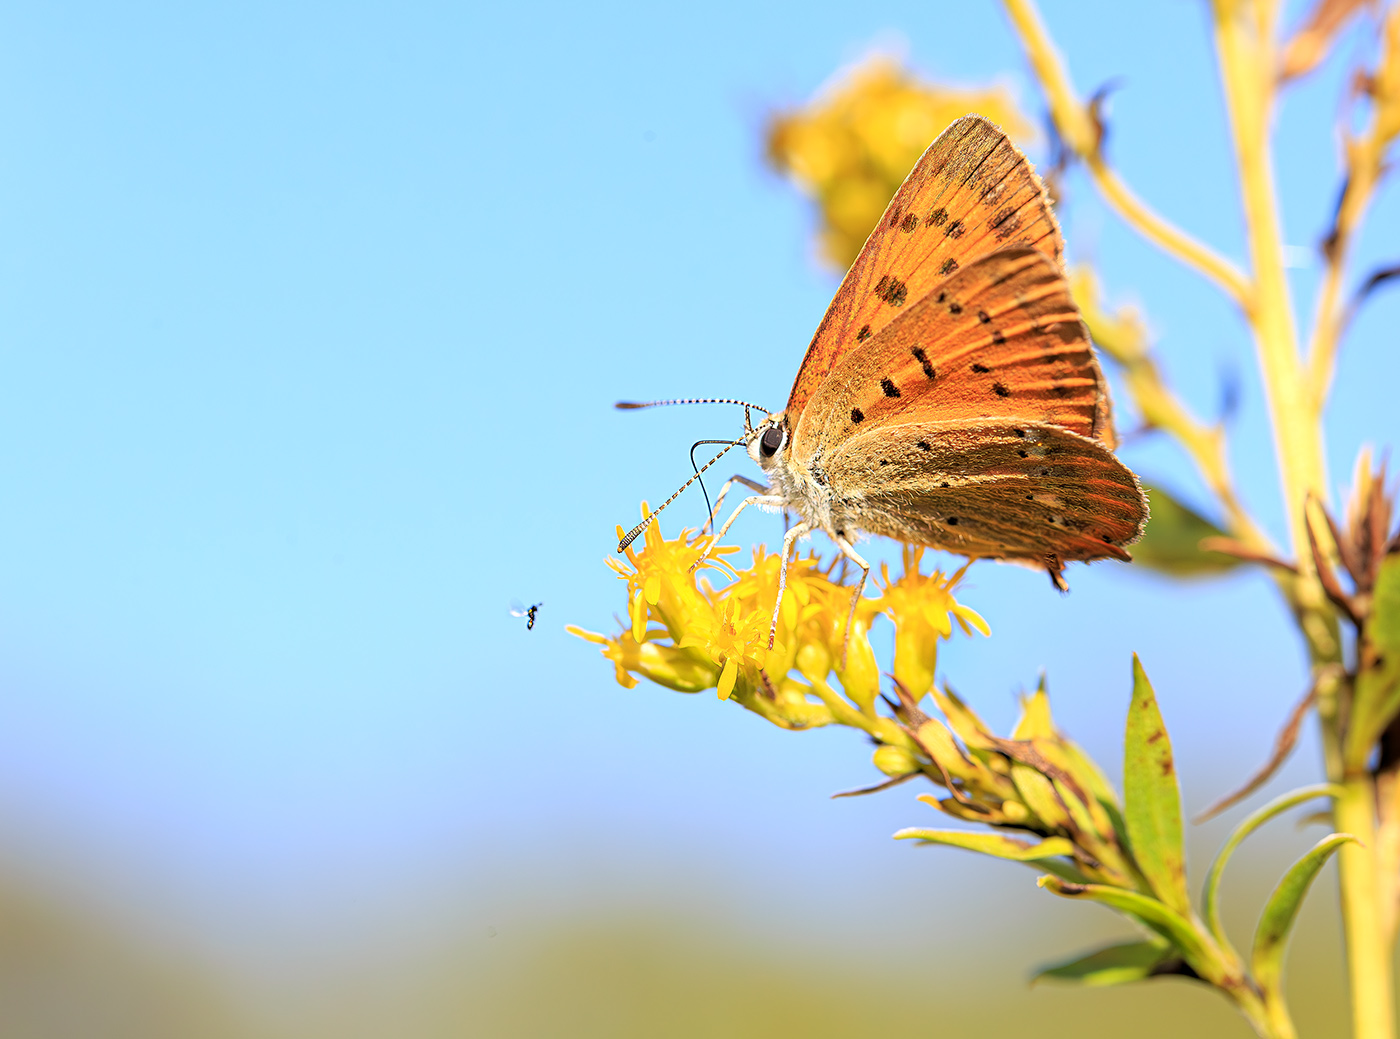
[691,493,785,572]
[701,475,770,537]
[768,520,813,649]
[832,535,871,669]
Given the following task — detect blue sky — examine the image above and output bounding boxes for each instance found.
[0,0,1393,988]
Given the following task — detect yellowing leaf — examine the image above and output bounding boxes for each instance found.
[893,829,1075,862]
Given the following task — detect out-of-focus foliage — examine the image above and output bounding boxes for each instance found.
[1279,0,1372,82]
[765,55,1032,270]
[0,876,248,1039]
[456,912,1346,1039]
[1130,486,1243,578]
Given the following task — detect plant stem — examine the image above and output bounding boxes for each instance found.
[1000,0,1252,308]
[1234,981,1297,1039]
[1209,4,1387,1037]
[1307,2,1400,400]
[1336,772,1395,1039]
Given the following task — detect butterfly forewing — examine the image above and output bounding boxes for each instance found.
[822,421,1146,563]
[791,248,1112,461]
[785,116,1064,420]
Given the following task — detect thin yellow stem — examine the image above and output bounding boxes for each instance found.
[1001,0,1253,309]
[1211,0,1341,664]
[1337,772,1396,1039]
[1212,1,1322,559]
[1306,3,1400,405]
[1211,3,1385,1038]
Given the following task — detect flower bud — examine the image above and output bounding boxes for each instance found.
[873,744,919,776]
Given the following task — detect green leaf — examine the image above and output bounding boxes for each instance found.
[1123,655,1191,916]
[893,829,1075,862]
[1201,784,1341,955]
[1345,554,1400,763]
[1251,833,1357,994]
[1033,939,1177,987]
[1130,484,1242,577]
[1037,876,1225,984]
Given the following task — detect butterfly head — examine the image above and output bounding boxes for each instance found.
[746,412,790,472]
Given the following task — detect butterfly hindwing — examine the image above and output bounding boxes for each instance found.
[820,420,1147,563]
[785,116,1064,421]
[790,248,1113,461]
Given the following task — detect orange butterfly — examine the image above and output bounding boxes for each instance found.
[622,115,1148,647]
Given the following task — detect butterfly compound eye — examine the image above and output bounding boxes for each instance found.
[760,426,784,458]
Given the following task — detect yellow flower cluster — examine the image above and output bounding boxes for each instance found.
[570,510,988,734]
[766,54,1032,269]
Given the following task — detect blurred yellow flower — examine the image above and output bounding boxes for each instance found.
[767,54,1033,269]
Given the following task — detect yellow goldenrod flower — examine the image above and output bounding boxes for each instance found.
[575,509,988,727]
[878,548,989,698]
[678,597,772,700]
[606,503,738,643]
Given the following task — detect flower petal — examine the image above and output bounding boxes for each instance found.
[717,657,738,700]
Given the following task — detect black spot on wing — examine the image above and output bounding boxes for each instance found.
[911,347,936,380]
[880,378,900,398]
[940,257,959,276]
[851,408,864,423]
[925,207,948,227]
[875,276,908,306]
[971,363,990,373]
[856,324,872,342]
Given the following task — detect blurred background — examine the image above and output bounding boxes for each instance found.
[0,0,1394,1035]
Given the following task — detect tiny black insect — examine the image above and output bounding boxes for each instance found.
[509,601,543,630]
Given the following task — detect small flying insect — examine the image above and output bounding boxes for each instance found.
[509,600,542,631]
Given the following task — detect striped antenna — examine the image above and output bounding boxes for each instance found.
[615,397,770,413]
[617,438,746,553]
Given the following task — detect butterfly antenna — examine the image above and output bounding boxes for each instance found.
[617,439,744,553]
[615,397,770,415]
[688,439,736,534]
